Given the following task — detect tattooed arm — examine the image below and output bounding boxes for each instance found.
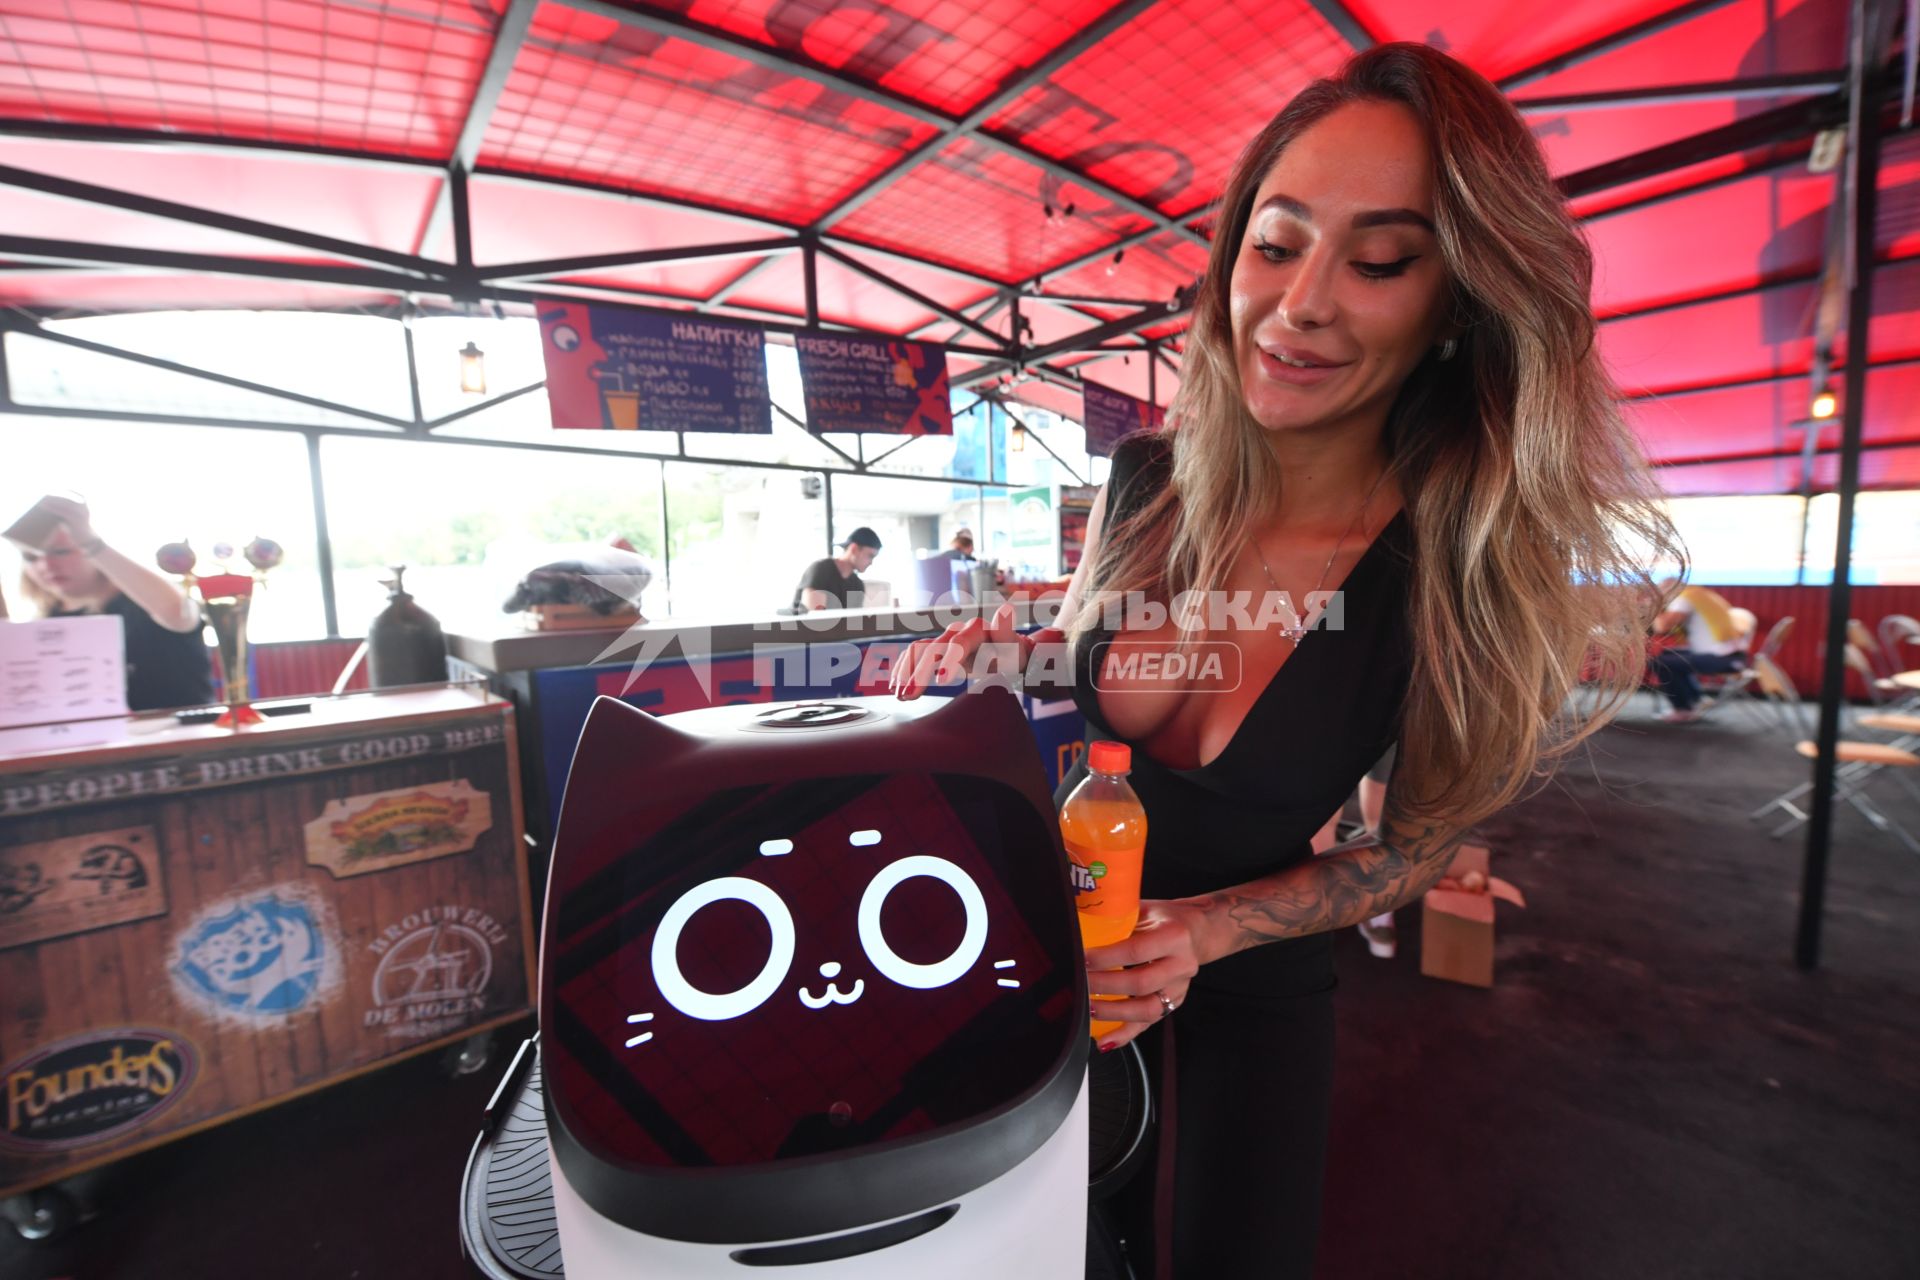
[1188,788,1471,956]
[1083,756,1474,1047]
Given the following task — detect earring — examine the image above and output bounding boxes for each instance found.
[1437,337,1459,362]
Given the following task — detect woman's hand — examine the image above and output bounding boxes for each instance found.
[1082,898,1221,1050]
[35,495,99,552]
[890,600,1030,699]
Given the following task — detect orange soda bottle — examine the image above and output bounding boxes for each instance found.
[1059,741,1147,1040]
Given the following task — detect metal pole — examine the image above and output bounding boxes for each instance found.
[803,237,819,329]
[449,167,474,280]
[401,303,425,427]
[823,471,835,556]
[305,432,341,638]
[1798,0,1883,971]
[658,462,673,618]
[1147,338,1158,406]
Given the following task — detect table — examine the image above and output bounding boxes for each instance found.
[0,685,534,1197]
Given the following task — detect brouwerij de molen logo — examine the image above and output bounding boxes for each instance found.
[364,906,511,1041]
[2,1029,197,1150]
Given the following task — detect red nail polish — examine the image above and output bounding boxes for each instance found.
[1098,1042,1118,1054]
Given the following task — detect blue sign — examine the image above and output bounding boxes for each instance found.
[795,334,953,434]
[1082,382,1164,458]
[539,300,771,434]
[174,893,328,1018]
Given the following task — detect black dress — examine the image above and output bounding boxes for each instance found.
[53,592,213,712]
[1057,432,1414,1279]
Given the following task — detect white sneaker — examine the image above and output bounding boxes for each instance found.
[1657,709,1704,724]
[1358,912,1397,959]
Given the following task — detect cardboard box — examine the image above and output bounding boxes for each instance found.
[1419,845,1526,988]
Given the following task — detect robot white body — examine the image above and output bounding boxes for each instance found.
[548,1080,1087,1278]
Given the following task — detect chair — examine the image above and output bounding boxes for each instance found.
[1877,613,1920,666]
[1748,655,1920,854]
[1874,614,1920,704]
[1697,615,1794,719]
[1846,643,1890,707]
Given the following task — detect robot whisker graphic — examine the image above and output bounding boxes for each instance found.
[623,835,1022,1046]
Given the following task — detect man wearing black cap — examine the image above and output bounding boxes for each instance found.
[793,527,881,611]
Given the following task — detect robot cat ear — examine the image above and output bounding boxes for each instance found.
[571,695,698,780]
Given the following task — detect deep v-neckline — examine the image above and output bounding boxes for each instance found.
[1147,506,1408,776]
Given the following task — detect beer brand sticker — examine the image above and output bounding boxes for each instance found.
[1,1029,198,1151]
[0,826,168,950]
[302,779,493,878]
[170,886,342,1024]
[363,906,511,1042]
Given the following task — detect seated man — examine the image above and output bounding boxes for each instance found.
[792,527,881,612]
[1650,584,1750,723]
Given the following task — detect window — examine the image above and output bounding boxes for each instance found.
[9,313,413,427]
[827,471,981,608]
[0,413,325,640]
[318,436,665,636]
[661,461,828,617]
[1659,491,1920,585]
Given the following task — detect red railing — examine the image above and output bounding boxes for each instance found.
[252,638,367,699]
[1701,584,1920,700]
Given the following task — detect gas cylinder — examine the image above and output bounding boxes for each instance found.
[366,565,448,687]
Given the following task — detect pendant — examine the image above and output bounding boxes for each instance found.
[1280,623,1307,643]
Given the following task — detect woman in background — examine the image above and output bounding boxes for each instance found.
[8,494,212,712]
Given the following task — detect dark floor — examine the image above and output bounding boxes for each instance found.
[5,699,1918,1279]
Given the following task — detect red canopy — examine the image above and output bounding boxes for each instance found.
[0,0,1907,492]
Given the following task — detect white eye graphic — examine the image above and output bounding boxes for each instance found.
[857,855,988,990]
[651,876,796,1021]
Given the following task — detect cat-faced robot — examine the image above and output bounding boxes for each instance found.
[533,688,1089,1278]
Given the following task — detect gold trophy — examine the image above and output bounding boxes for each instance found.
[157,537,283,729]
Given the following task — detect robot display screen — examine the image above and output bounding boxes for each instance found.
[544,771,1078,1169]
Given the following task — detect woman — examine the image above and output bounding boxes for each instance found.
[10,495,213,712]
[895,42,1679,1277]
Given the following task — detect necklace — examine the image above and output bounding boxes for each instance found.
[1252,469,1388,643]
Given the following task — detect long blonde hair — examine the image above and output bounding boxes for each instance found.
[1077,43,1683,825]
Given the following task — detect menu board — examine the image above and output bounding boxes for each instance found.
[1082,381,1165,457]
[794,335,953,435]
[539,300,771,434]
[0,615,127,729]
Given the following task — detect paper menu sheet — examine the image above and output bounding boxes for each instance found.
[0,614,129,729]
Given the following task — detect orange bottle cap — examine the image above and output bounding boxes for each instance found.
[1088,740,1131,774]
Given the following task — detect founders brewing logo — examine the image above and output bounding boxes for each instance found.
[172,887,339,1021]
[303,779,493,879]
[365,906,510,1040]
[2,1029,197,1151]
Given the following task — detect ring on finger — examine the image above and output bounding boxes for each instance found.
[1156,990,1176,1020]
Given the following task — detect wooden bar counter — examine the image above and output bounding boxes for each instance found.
[0,684,534,1198]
